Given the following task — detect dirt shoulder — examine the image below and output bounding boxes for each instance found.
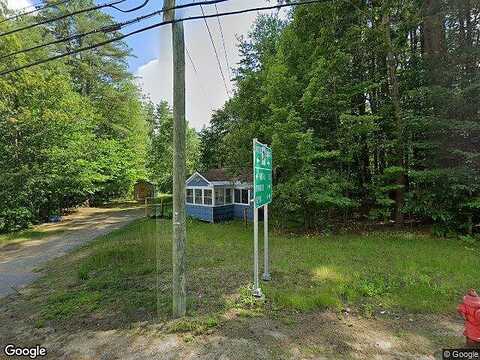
[0,216,472,359]
[0,207,143,298]
[0,308,464,359]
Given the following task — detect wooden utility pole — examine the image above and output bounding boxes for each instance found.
[164,0,187,318]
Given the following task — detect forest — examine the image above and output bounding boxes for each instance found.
[200,0,480,234]
[1,0,479,236]
[0,0,199,232]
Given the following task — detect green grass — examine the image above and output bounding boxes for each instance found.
[33,219,479,328]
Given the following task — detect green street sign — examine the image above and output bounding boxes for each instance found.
[253,139,272,209]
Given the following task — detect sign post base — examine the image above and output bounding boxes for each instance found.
[252,287,263,298]
[262,273,271,281]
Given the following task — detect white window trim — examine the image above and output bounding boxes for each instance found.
[185,186,215,207]
[225,187,233,205]
[234,188,251,205]
[214,187,226,206]
[204,188,214,207]
[194,188,204,205]
[212,187,235,207]
[186,188,194,205]
[187,186,251,207]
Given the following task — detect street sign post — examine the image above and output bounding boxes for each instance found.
[252,139,272,297]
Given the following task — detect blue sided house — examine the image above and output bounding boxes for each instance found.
[185,168,255,223]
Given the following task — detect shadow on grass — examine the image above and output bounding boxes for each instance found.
[0,219,474,358]
[0,228,66,248]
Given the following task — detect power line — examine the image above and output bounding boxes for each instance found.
[199,3,230,97]
[0,0,231,60]
[111,0,151,13]
[0,0,128,38]
[186,47,199,74]
[186,46,215,111]
[0,0,76,25]
[214,3,231,80]
[0,0,328,77]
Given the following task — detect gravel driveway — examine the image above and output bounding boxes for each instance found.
[0,207,143,298]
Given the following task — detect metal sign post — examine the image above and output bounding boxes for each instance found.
[253,203,261,297]
[252,138,272,297]
[262,204,270,281]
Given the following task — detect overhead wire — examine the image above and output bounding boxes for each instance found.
[0,0,128,38]
[110,0,151,13]
[0,0,231,60]
[186,46,216,112]
[186,47,199,74]
[0,0,328,76]
[199,3,230,97]
[214,3,231,81]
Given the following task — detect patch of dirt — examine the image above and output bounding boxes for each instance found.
[1,243,21,252]
[1,310,464,359]
[0,207,143,298]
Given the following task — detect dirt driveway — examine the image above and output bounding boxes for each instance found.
[0,207,143,298]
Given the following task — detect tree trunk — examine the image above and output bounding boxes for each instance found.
[423,0,447,84]
[423,0,446,57]
[383,13,405,227]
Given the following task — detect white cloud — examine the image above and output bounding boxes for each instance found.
[135,0,272,130]
[7,0,32,10]
[134,27,224,131]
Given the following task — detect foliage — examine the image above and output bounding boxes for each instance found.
[200,0,480,233]
[146,101,200,193]
[16,219,480,330]
[0,1,149,231]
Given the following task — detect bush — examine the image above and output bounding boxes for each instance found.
[0,207,34,233]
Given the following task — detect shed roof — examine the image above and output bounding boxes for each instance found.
[135,179,156,185]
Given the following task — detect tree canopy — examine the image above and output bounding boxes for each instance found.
[200,1,480,233]
[0,0,149,231]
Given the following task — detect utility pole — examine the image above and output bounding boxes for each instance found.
[164,0,187,318]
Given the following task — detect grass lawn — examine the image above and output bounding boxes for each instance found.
[19,218,478,331]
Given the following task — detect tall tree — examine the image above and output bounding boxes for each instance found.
[146,101,200,193]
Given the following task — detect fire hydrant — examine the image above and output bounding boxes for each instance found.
[458,289,480,346]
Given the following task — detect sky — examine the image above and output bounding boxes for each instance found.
[8,0,276,130]
[128,0,273,130]
[7,0,32,9]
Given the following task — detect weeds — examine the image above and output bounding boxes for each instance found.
[28,220,479,329]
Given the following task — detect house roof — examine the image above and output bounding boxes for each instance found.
[200,168,231,182]
[195,168,253,184]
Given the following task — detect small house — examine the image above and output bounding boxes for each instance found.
[134,180,156,202]
[185,169,255,223]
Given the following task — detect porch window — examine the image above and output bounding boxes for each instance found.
[186,189,193,204]
[241,189,249,204]
[225,188,232,204]
[234,188,250,204]
[234,189,241,203]
[204,189,212,205]
[194,189,203,204]
[215,188,225,205]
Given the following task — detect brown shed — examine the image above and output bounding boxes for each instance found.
[134,180,155,202]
